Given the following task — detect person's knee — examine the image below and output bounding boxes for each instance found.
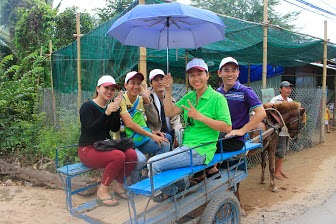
[124,148,138,162]
[113,150,126,162]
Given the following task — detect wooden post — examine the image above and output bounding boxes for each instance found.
[247,63,251,86]
[185,50,189,91]
[49,40,56,125]
[334,76,336,126]
[321,20,327,143]
[74,12,82,112]
[262,0,268,89]
[138,0,147,85]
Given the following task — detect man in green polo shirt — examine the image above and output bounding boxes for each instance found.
[147,58,232,202]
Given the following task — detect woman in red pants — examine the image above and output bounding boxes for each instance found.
[78,75,137,207]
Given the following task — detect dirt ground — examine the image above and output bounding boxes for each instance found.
[1,130,336,224]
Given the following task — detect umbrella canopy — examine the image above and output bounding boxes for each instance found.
[106,2,226,50]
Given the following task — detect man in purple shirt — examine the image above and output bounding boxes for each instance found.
[205,57,266,177]
[216,57,266,151]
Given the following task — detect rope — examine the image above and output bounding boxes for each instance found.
[264,108,296,140]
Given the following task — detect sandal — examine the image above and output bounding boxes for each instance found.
[96,196,119,207]
[114,191,128,200]
[153,193,168,203]
[274,173,284,180]
[281,172,289,179]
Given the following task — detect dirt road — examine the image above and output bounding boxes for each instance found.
[1,131,335,224]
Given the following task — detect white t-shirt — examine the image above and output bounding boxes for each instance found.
[270,94,293,104]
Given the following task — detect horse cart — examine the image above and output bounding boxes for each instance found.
[56,131,262,224]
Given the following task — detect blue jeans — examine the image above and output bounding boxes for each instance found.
[130,139,170,184]
[129,149,147,184]
[147,146,206,196]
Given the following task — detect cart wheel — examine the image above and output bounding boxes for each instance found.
[200,191,240,224]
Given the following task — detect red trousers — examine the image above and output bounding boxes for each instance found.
[78,146,137,186]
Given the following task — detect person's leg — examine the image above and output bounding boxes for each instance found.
[78,146,126,205]
[275,136,288,179]
[129,149,147,184]
[148,146,205,196]
[164,132,173,150]
[114,148,138,184]
[137,138,170,155]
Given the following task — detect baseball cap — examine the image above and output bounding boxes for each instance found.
[279,81,294,88]
[186,58,208,73]
[125,71,144,83]
[149,69,165,81]
[219,57,239,70]
[97,75,119,88]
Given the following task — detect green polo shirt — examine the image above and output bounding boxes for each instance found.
[176,86,231,164]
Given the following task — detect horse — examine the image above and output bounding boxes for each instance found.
[247,101,306,193]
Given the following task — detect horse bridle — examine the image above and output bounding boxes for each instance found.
[264,108,305,140]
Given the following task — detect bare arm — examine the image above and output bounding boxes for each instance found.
[163,73,182,117]
[226,105,266,137]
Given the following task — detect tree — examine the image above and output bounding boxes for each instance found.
[190,0,299,30]
[54,7,97,49]
[13,3,56,58]
[95,0,133,24]
[0,26,16,59]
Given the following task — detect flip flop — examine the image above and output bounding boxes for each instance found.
[206,170,221,180]
[114,191,128,200]
[152,193,169,203]
[274,173,284,180]
[281,172,289,179]
[96,197,119,207]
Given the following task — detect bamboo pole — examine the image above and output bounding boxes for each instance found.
[321,20,327,143]
[185,50,189,91]
[262,0,268,89]
[49,40,56,126]
[74,13,82,112]
[334,76,336,126]
[138,0,147,85]
[247,63,251,86]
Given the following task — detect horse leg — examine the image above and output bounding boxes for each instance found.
[235,182,247,216]
[268,137,279,192]
[260,149,267,184]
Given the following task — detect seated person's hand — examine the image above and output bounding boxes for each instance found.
[150,134,169,147]
[152,130,165,138]
[226,129,245,137]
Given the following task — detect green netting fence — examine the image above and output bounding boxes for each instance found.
[52,0,336,94]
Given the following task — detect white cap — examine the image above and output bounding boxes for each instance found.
[125,71,144,83]
[97,75,119,88]
[186,58,208,72]
[219,57,239,70]
[149,69,165,81]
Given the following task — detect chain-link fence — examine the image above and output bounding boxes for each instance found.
[40,84,323,167]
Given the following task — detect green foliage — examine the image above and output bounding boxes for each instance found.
[54,6,97,49]
[13,2,56,58]
[190,0,299,30]
[0,0,35,37]
[95,0,133,24]
[37,113,80,165]
[0,52,48,159]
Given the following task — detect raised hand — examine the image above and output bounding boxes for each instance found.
[163,73,173,91]
[114,91,123,106]
[105,91,123,115]
[140,84,151,104]
[181,99,203,121]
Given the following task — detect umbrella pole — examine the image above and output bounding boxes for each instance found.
[166,17,170,74]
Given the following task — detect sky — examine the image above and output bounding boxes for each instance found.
[54,0,336,43]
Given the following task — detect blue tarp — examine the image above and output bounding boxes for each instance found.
[238,65,284,84]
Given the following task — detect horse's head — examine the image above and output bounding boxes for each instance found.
[264,102,306,139]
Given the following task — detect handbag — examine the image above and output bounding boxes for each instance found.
[125,96,151,147]
[93,138,135,152]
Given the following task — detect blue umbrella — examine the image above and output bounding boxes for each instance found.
[106,2,225,72]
